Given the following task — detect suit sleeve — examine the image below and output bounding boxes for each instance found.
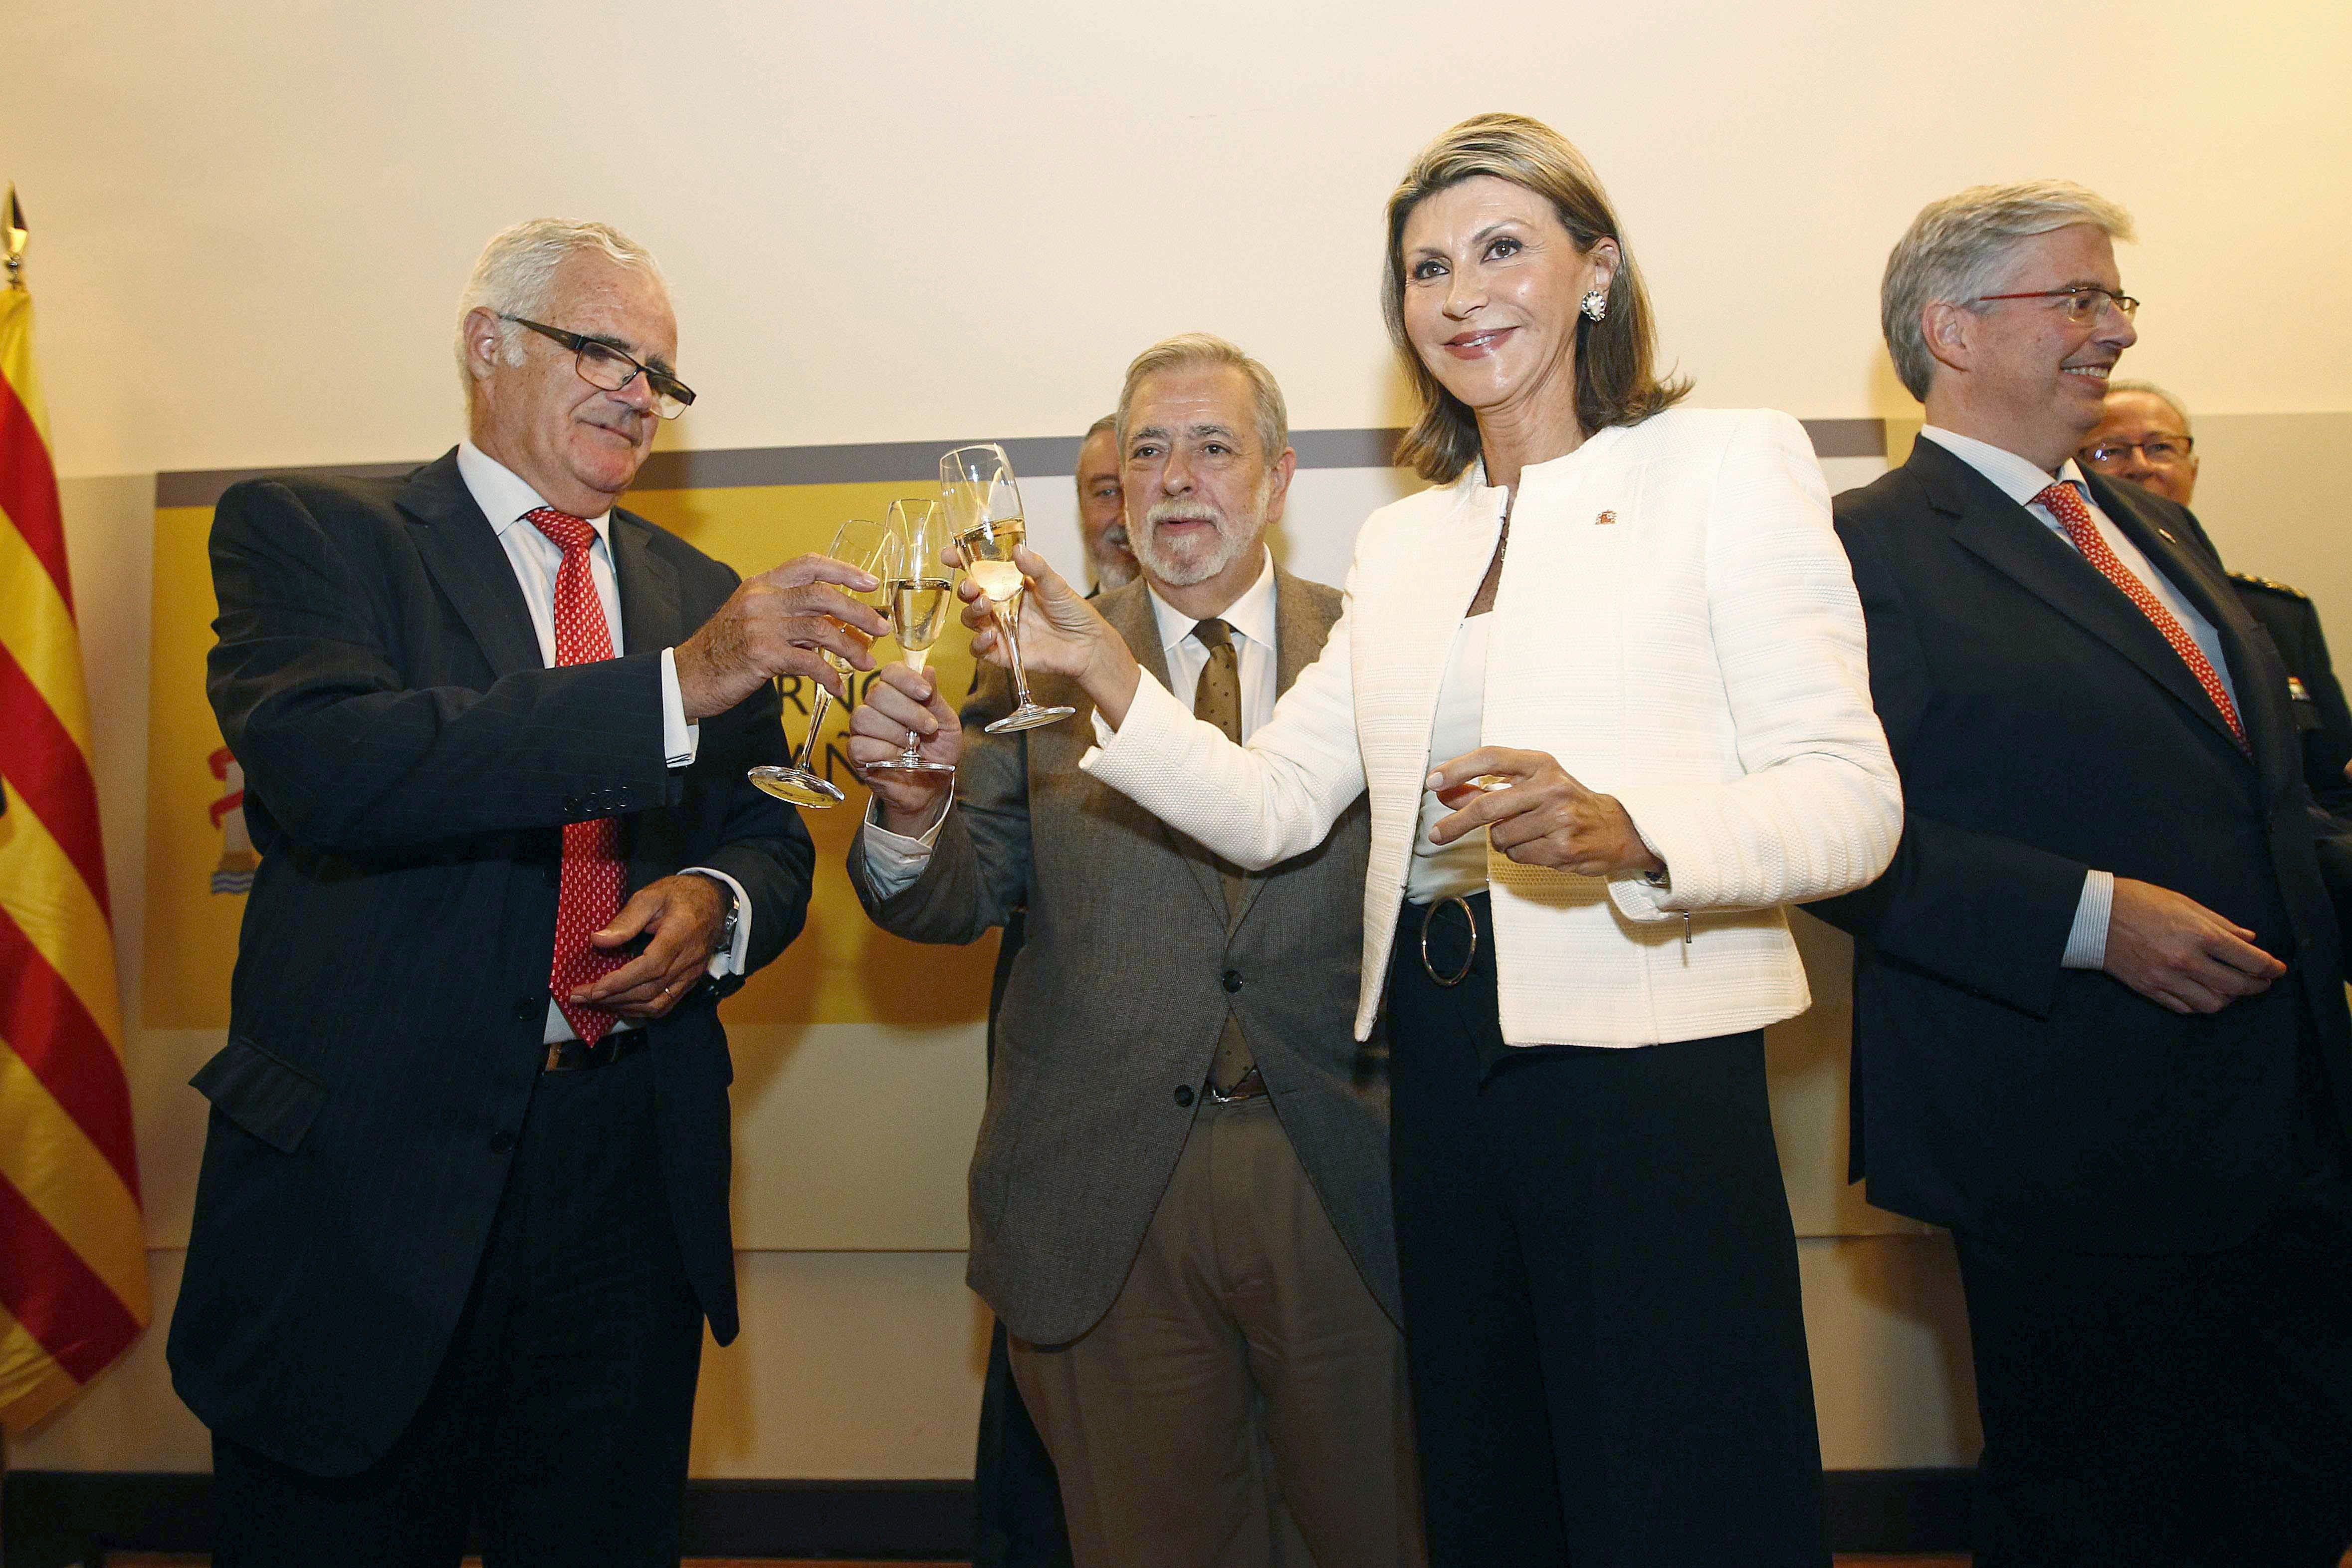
[1804,514,2091,1018]
[847,666,1033,945]
[685,674,814,983]
[209,478,676,855]
[2287,596,2352,813]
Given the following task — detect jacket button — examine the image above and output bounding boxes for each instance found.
[512,999,539,1022]
[489,1129,517,1154]
[1173,1085,1195,1108]
[1222,969,1243,994]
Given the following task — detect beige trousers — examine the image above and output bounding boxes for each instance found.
[1010,1095,1424,1568]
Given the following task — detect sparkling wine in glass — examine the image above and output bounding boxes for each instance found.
[939,444,1074,735]
[867,499,959,775]
[748,516,888,807]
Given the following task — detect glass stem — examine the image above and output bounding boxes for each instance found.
[993,600,1037,709]
[792,680,835,774]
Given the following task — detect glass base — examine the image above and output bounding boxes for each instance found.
[747,765,845,807]
[866,754,957,773]
[983,702,1076,735]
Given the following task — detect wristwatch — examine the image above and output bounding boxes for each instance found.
[684,871,740,954]
[1641,866,1671,890]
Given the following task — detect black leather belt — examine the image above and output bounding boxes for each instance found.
[543,1031,649,1073]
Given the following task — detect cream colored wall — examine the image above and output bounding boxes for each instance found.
[8,0,2350,477]
[10,0,2352,1482]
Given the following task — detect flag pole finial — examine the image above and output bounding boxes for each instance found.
[4,186,26,291]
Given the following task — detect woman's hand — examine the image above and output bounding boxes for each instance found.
[844,664,961,833]
[1425,747,1665,878]
[954,544,1145,725]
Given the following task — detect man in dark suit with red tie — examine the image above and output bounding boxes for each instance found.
[168,220,887,1566]
[1811,182,2352,1567]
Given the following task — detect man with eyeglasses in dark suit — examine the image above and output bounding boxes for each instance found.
[170,218,883,1566]
[1812,182,2352,1568]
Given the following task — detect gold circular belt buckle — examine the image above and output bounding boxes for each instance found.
[1418,894,1477,988]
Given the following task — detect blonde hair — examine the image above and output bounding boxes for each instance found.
[1382,113,1686,483]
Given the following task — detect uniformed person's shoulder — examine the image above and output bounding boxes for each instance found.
[2228,571,2313,602]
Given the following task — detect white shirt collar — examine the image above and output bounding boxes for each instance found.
[457,440,615,545]
[1917,426,2092,510]
[1146,548,1278,656]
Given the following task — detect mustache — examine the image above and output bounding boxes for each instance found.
[1100,523,1133,552]
[1145,500,1222,530]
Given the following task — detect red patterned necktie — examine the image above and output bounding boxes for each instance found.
[527,506,628,1043]
[2036,482,2247,752]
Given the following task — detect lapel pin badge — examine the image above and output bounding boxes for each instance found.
[1595,509,1617,526]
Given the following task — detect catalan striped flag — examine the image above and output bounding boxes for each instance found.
[0,191,149,1434]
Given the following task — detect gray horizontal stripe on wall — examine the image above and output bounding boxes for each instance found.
[155,420,1886,508]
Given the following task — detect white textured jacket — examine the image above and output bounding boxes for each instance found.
[1082,407,1902,1047]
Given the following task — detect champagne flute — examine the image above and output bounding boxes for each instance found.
[939,443,1075,734]
[867,498,959,775]
[748,516,889,807]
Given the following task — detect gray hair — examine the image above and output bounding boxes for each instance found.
[1081,413,1117,444]
[2107,378,2192,434]
[1880,181,2135,402]
[1115,335,1289,462]
[454,219,665,401]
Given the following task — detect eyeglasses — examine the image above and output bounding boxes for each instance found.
[2081,435,2195,468]
[500,315,696,419]
[1969,286,2140,327]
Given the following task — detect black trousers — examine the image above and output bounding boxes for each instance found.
[1386,896,1828,1567]
[1954,1168,2352,1568]
[212,1047,705,1568]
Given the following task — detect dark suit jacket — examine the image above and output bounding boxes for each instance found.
[1809,438,2350,1255]
[849,570,1398,1345]
[2137,491,2352,815]
[166,450,813,1475]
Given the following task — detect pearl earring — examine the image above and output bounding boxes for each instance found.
[1581,288,1608,321]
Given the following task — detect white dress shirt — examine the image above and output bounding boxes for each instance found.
[1406,612,1493,903]
[1916,426,2241,970]
[455,442,751,1039]
[861,551,1280,892]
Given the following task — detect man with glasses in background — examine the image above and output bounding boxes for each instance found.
[170,219,886,1565]
[2081,380,2352,813]
[1810,182,2352,1567]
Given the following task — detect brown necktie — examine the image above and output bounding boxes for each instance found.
[1192,619,1255,1092]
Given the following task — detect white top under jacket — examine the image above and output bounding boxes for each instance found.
[1080,406,1904,1048]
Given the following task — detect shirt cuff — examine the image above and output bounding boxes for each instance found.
[660,647,700,768]
[859,791,954,899]
[681,866,753,977]
[2062,869,2115,969]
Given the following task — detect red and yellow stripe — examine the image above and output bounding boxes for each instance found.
[0,281,149,1434]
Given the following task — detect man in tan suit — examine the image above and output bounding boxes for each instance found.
[844,335,1421,1568]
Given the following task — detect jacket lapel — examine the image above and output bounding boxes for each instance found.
[2089,473,2292,791]
[609,508,689,891]
[609,509,684,655]
[396,448,544,681]
[1224,565,1331,933]
[1097,579,1239,924]
[1918,440,2243,759]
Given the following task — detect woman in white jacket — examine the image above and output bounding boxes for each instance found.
[953,114,1900,1565]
